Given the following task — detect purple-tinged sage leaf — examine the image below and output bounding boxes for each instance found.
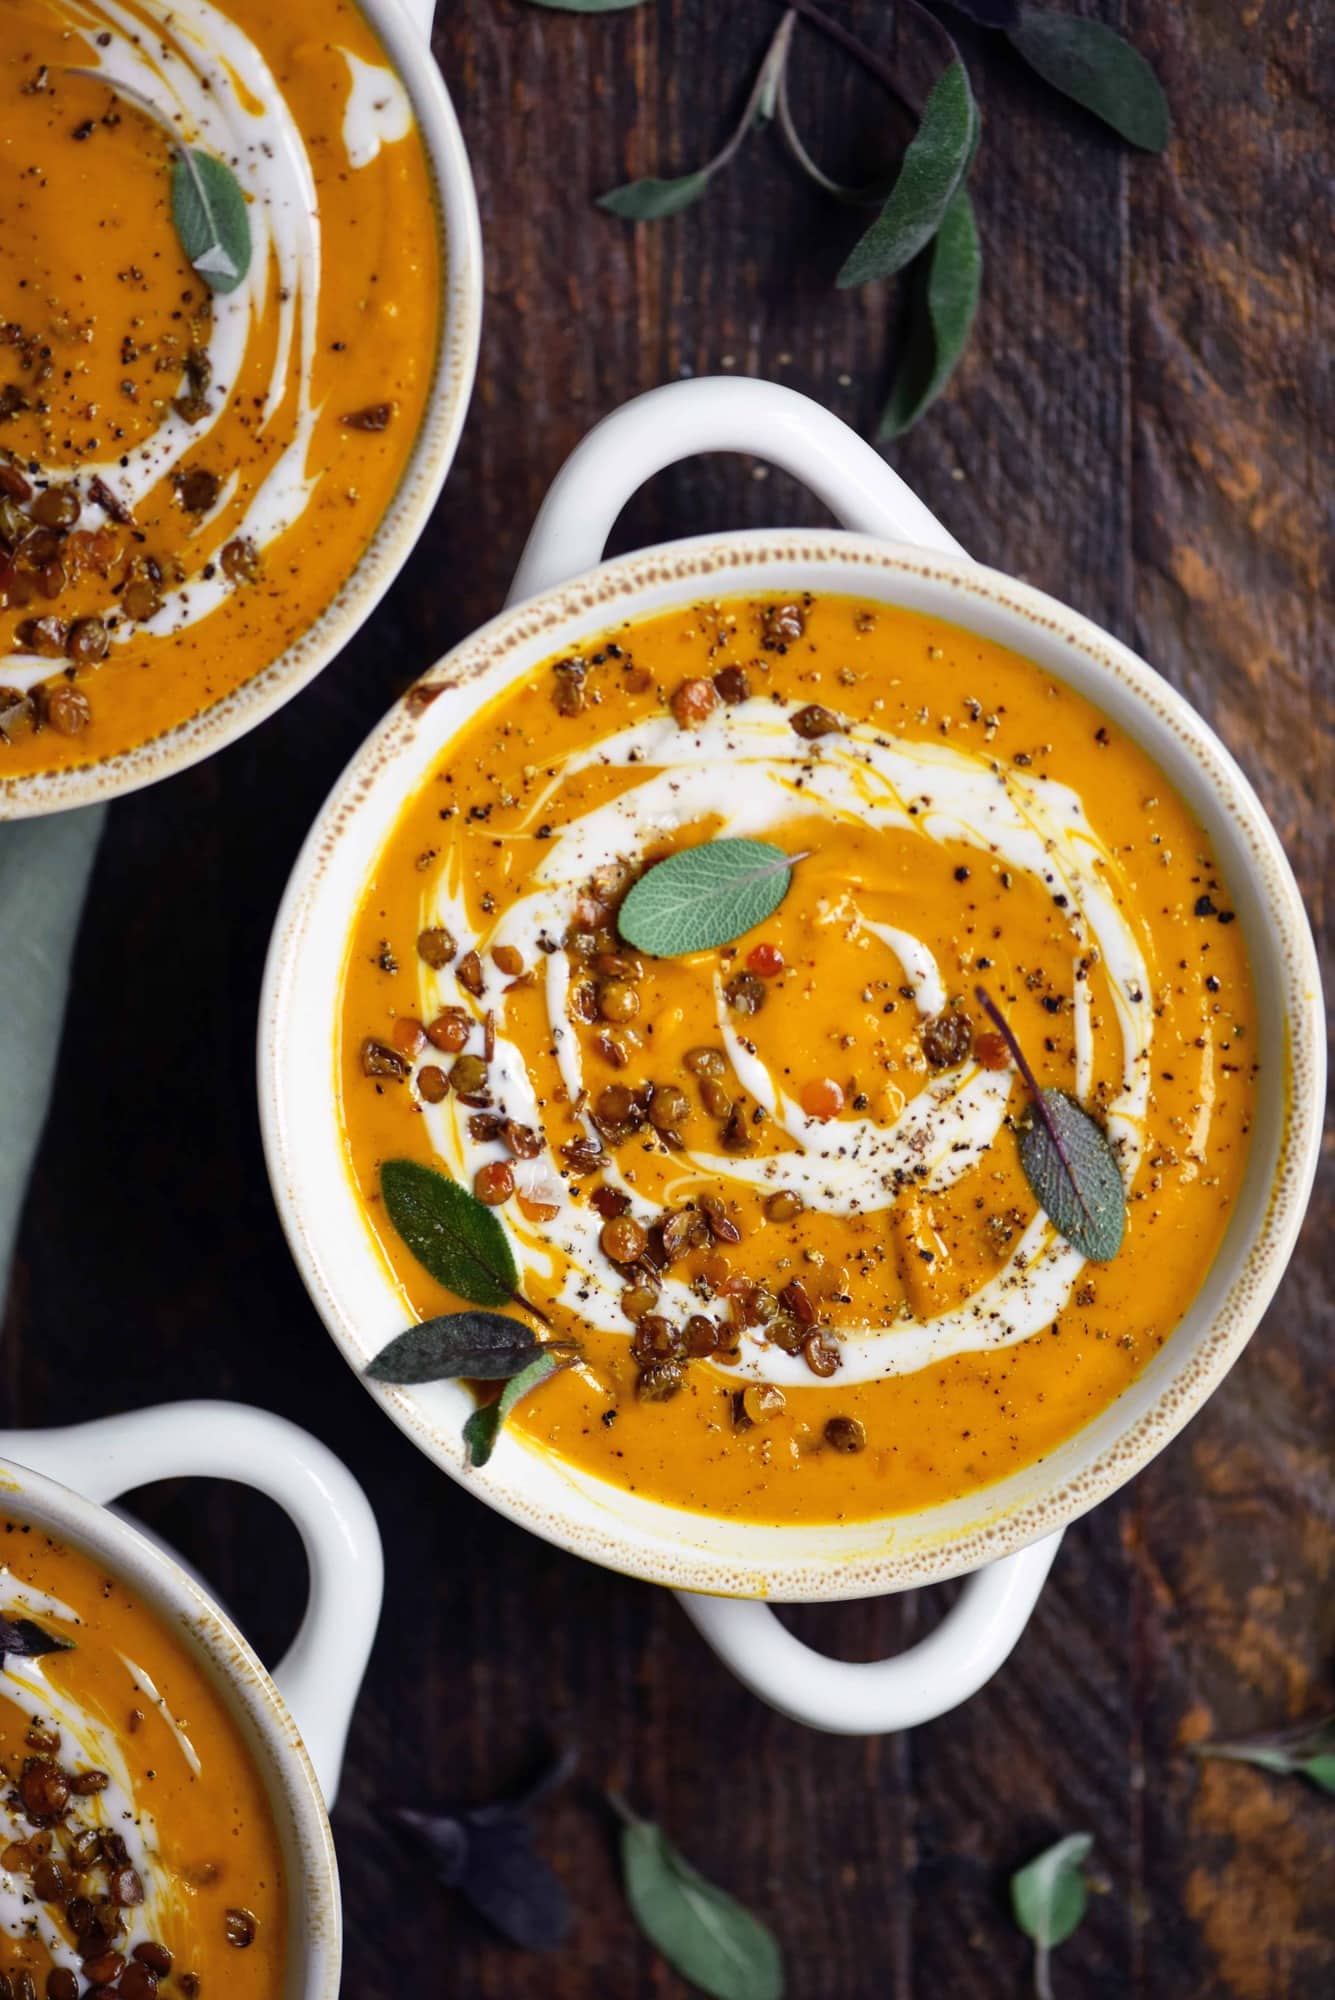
[975,986,1125,1262]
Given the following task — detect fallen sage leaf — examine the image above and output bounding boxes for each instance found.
[880,184,981,436]
[1008,9,1169,152]
[837,59,977,288]
[1010,1832,1093,2000]
[1194,1714,1335,1795]
[618,1804,784,2000]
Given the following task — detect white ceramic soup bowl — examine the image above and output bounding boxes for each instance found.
[0,1400,384,1995]
[260,378,1323,1734]
[5,0,481,819]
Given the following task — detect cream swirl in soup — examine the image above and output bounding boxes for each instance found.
[405,700,1158,1386]
[0,1571,176,1967]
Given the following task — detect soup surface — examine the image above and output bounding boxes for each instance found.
[0,0,440,782]
[340,594,1257,1525]
[0,1512,284,1994]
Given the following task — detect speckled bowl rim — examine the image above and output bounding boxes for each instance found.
[0,1453,339,1997]
[261,530,1325,1603]
[0,0,482,822]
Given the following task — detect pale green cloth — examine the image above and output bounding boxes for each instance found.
[0,805,105,1300]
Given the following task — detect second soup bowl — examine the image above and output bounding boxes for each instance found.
[2,0,480,817]
[260,378,1322,1732]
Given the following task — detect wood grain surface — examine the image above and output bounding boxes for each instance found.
[4,2,1331,1994]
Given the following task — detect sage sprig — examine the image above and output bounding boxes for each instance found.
[380,1159,546,1317]
[615,1799,785,2000]
[975,986,1125,1263]
[1194,1714,1335,1795]
[618,839,804,956]
[525,0,1168,433]
[364,1296,574,1468]
[1010,1832,1093,2000]
[601,12,793,219]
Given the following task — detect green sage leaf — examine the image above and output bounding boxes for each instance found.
[1019,1089,1125,1263]
[880,186,981,436]
[621,1816,784,2000]
[1195,1715,1335,1795]
[618,839,801,957]
[366,1311,544,1384]
[1011,1832,1092,1999]
[171,149,252,295]
[380,1160,519,1308]
[599,171,713,220]
[463,1351,561,1469]
[837,60,977,289]
[1008,10,1170,152]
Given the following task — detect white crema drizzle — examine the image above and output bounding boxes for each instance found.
[408,702,1154,1386]
[0,1572,181,1964]
[6,0,408,688]
[339,48,412,168]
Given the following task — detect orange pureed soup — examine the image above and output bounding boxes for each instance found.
[340,595,1257,1525]
[0,1514,283,1994]
[0,0,440,777]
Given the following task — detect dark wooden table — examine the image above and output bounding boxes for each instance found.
[5,2,1330,1993]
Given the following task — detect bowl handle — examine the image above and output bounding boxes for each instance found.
[0,1402,383,1806]
[678,1533,1062,1733]
[506,375,966,606]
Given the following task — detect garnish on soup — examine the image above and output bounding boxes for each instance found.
[340,594,1256,1523]
[618,838,807,956]
[0,1520,284,1994]
[974,984,1126,1264]
[0,0,440,777]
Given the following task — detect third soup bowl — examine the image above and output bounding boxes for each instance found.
[0,1399,382,1992]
